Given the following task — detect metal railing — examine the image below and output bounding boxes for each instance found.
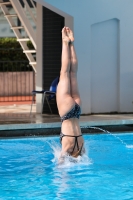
[17,0,37,33]
[0,61,35,102]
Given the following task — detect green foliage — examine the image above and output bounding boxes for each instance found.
[27,40,34,49]
[0,37,21,49]
[0,37,28,61]
[0,38,33,71]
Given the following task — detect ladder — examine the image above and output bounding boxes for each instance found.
[0,0,37,72]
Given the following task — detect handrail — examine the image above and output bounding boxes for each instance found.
[23,0,36,24]
[30,0,36,10]
[10,0,36,49]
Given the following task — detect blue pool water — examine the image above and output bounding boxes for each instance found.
[0,133,133,200]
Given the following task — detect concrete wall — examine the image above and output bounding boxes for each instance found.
[0,72,34,96]
[35,0,133,114]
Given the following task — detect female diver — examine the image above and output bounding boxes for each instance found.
[56,27,85,162]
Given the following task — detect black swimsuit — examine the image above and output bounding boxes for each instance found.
[60,103,83,156]
[60,132,83,156]
[60,103,81,122]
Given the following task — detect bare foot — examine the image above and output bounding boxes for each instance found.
[62,27,70,44]
[66,27,74,42]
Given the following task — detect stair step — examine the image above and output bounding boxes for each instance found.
[17,38,30,42]
[5,14,17,17]
[0,2,11,6]
[30,62,37,65]
[23,50,36,53]
[11,26,24,30]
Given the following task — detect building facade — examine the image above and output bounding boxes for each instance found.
[1,0,133,114]
[35,0,133,114]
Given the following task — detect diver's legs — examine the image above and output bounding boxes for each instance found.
[66,27,81,106]
[56,27,75,117]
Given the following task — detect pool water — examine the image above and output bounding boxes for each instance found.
[0,133,133,200]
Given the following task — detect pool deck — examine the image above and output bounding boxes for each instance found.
[0,104,133,132]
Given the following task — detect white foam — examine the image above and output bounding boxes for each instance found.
[48,141,93,168]
[126,145,133,149]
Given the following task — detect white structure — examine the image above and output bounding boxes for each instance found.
[1,0,133,114]
[35,0,133,114]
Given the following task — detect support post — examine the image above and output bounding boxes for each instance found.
[36,3,43,113]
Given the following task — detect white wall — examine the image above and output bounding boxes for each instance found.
[35,0,133,114]
[91,19,119,113]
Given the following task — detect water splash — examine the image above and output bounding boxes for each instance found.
[48,141,92,168]
[81,126,131,148]
[46,126,133,167]
[126,145,133,149]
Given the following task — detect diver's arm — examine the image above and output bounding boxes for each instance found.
[58,151,67,164]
